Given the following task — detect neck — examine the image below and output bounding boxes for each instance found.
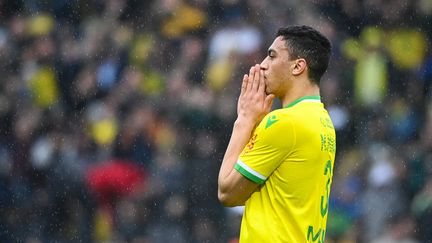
[281,80,320,107]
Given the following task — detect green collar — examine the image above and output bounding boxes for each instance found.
[284,96,321,108]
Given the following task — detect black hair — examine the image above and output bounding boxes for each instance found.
[276,26,331,84]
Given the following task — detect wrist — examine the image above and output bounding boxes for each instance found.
[234,117,256,130]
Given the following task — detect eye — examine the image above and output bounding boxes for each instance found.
[268,50,276,59]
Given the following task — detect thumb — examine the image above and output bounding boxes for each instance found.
[264,94,275,112]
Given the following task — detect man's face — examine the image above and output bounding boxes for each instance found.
[260,36,294,97]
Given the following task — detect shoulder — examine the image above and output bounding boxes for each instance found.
[258,109,295,134]
[253,109,296,150]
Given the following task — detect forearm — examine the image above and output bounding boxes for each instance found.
[218,119,255,191]
[217,64,274,206]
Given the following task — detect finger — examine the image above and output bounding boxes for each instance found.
[252,64,260,91]
[264,94,275,112]
[240,74,248,95]
[258,69,265,93]
[248,66,255,91]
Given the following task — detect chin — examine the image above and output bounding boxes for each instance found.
[265,87,271,95]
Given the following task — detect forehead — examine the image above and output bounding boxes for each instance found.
[269,36,289,53]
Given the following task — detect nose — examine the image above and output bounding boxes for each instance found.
[260,57,268,70]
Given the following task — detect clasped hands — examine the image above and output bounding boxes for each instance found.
[236,64,275,127]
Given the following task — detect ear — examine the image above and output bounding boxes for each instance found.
[292,58,307,76]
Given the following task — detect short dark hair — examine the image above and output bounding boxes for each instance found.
[276,26,331,84]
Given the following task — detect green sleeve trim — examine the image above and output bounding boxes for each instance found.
[235,162,266,185]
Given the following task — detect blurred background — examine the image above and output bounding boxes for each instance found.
[0,0,431,242]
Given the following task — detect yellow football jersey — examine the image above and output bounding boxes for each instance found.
[235,96,336,243]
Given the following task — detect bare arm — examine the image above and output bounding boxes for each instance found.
[218,64,274,207]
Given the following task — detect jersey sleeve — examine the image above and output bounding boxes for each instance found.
[235,113,295,184]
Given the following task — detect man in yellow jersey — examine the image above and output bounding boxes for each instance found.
[218,25,335,242]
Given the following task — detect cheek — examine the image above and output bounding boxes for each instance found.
[265,79,277,93]
[270,62,283,76]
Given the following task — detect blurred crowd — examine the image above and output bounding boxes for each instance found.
[0,0,431,242]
